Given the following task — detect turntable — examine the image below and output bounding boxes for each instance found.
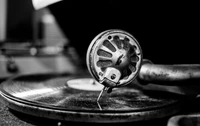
[1,29,200,125]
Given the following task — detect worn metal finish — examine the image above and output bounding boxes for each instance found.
[0,73,182,123]
[139,63,200,85]
[86,29,143,87]
[87,29,200,89]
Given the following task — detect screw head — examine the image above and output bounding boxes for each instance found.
[110,74,116,80]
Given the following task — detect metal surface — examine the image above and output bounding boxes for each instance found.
[167,114,200,126]
[0,73,182,123]
[87,29,200,89]
[139,63,200,85]
[86,29,142,88]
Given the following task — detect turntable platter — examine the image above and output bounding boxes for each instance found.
[0,73,182,123]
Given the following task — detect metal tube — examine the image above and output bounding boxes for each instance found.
[138,63,200,85]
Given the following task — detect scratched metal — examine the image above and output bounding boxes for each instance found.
[0,73,182,122]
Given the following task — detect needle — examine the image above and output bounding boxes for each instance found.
[97,86,107,102]
[97,101,102,110]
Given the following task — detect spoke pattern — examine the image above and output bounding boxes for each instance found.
[96,35,140,80]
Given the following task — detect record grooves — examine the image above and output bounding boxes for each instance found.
[0,73,182,123]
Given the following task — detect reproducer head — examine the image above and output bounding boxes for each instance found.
[86,29,143,89]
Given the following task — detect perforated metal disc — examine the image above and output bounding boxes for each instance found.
[86,29,143,87]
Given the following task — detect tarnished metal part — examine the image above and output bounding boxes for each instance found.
[86,29,143,88]
[87,30,200,88]
[167,114,200,126]
[99,67,121,87]
[139,63,200,85]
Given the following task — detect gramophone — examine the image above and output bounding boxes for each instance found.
[1,29,200,125]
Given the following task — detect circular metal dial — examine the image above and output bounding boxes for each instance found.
[87,29,143,87]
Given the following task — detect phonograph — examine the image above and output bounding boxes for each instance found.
[1,29,200,125]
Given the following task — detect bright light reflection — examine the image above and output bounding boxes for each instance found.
[13,88,55,98]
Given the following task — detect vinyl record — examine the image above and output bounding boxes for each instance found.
[0,73,182,123]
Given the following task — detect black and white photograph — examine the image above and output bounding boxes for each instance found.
[0,0,199,126]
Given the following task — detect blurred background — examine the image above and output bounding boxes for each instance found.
[0,0,199,81]
[0,0,79,80]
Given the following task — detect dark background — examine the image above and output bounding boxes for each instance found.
[48,1,200,64]
[5,0,200,64]
[6,0,34,41]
